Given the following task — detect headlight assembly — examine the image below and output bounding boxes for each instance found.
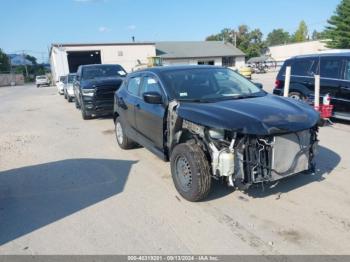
[82,89,95,97]
[208,128,225,140]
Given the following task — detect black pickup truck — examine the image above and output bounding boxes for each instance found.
[113,66,320,202]
[74,64,127,119]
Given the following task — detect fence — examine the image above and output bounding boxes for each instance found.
[0,74,25,87]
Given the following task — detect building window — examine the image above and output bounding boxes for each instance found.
[118,51,123,56]
[222,56,235,67]
[198,60,214,65]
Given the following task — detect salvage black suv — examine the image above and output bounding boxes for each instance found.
[113,66,319,201]
[74,64,127,119]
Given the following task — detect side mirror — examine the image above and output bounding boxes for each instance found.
[254,82,263,89]
[143,92,163,104]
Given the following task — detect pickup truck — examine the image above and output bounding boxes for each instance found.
[74,64,127,119]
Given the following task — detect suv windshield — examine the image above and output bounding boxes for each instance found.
[82,65,127,80]
[36,76,46,80]
[67,74,76,83]
[159,68,264,101]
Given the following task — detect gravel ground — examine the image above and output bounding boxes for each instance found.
[0,84,350,255]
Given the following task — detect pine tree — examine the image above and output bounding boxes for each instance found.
[325,0,350,48]
[293,21,308,42]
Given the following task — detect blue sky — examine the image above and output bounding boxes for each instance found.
[0,0,340,62]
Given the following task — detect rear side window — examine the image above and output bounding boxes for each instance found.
[127,77,141,96]
[320,58,341,79]
[291,59,313,76]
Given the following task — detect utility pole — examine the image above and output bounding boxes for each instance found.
[22,50,28,78]
[234,32,237,48]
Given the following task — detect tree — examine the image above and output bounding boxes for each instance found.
[292,20,309,42]
[0,48,10,72]
[266,29,290,46]
[324,0,350,48]
[311,30,327,40]
[206,25,266,59]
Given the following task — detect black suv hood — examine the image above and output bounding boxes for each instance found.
[81,77,124,89]
[177,94,319,135]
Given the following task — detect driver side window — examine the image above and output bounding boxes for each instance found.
[140,76,162,95]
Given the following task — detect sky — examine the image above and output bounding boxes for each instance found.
[0,0,340,62]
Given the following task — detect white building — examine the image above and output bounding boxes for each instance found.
[156,41,245,68]
[267,40,330,63]
[50,42,156,81]
[49,41,246,82]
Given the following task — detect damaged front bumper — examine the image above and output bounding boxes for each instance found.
[207,128,318,188]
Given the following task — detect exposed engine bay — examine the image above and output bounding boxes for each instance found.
[167,101,319,189]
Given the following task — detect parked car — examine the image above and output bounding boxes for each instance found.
[35,75,50,88]
[56,76,67,94]
[113,66,319,202]
[63,73,76,102]
[74,64,127,119]
[273,53,350,121]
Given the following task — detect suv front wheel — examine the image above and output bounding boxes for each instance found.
[170,141,212,202]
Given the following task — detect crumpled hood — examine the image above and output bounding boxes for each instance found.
[81,77,124,89]
[177,94,319,135]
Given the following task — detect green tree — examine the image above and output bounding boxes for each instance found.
[311,30,327,40]
[0,48,10,72]
[266,29,290,46]
[325,0,350,48]
[206,25,266,59]
[292,20,309,42]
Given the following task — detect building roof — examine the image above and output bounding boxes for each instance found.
[156,41,245,59]
[51,42,155,47]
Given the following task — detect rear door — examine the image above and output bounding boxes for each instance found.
[319,56,344,111]
[336,58,350,115]
[119,75,142,130]
[135,74,166,149]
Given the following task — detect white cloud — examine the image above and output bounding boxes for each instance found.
[99,26,111,32]
[127,25,136,31]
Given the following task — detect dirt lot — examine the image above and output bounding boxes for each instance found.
[0,83,350,255]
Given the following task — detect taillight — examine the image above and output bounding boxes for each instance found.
[275,79,281,89]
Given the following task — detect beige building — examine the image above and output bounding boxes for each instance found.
[267,40,330,63]
[156,41,246,68]
[49,41,246,82]
[50,42,156,81]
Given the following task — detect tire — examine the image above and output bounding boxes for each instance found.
[64,92,67,99]
[67,96,72,102]
[115,117,135,149]
[37,84,40,88]
[81,104,91,120]
[289,92,305,101]
[75,97,80,109]
[170,141,212,202]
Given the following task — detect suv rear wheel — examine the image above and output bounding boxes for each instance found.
[170,141,212,202]
[289,92,305,100]
[115,117,135,149]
